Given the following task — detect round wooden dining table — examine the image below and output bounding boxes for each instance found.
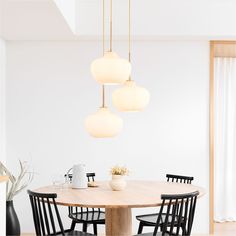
[35,180,205,236]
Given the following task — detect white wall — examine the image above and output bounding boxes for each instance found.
[0,37,6,236]
[6,40,209,234]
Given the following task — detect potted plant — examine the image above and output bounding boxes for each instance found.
[0,160,34,236]
[109,165,129,191]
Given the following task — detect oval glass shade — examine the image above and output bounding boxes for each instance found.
[91,52,131,85]
[112,80,150,112]
[85,107,123,138]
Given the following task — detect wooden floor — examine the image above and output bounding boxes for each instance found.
[214,222,236,236]
[22,223,236,236]
[193,222,236,236]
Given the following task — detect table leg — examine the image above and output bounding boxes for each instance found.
[105,208,132,236]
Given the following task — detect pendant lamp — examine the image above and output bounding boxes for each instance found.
[85,86,123,138]
[91,0,131,85]
[112,0,150,111]
[85,0,123,138]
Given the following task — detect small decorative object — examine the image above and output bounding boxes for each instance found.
[0,160,34,236]
[109,165,129,191]
[51,173,64,189]
[72,164,87,189]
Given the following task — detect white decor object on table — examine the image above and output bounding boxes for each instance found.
[110,175,127,191]
[72,164,87,189]
[109,165,129,191]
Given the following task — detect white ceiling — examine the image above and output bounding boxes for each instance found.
[75,0,236,39]
[0,0,76,40]
[1,0,236,41]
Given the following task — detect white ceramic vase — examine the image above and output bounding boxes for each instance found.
[109,175,127,191]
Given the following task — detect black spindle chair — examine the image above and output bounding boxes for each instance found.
[136,174,194,234]
[27,190,94,236]
[134,191,199,236]
[166,174,194,184]
[67,173,105,235]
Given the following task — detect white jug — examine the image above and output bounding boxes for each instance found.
[72,164,87,189]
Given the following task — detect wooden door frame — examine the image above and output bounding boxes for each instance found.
[209,41,214,235]
[209,40,236,234]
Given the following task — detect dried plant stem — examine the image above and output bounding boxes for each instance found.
[0,160,34,201]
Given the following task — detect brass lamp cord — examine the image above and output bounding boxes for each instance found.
[128,0,131,63]
[103,0,105,56]
[128,0,132,81]
[109,0,113,52]
[102,84,105,108]
[101,0,106,108]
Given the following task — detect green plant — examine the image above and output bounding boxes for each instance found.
[0,160,34,201]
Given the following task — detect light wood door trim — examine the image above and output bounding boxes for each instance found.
[209,41,215,235]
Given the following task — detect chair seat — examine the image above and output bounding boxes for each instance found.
[69,211,105,223]
[60,230,94,235]
[136,213,183,226]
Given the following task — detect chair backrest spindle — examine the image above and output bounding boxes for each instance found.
[153,191,199,236]
[87,172,95,182]
[28,190,65,236]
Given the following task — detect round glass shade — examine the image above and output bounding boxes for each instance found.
[91,52,131,85]
[85,107,123,138]
[112,80,150,112]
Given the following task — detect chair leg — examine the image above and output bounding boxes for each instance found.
[137,222,144,234]
[70,220,76,230]
[93,223,98,235]
[83,223,88,232]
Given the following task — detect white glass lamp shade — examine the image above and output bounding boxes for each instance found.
[112,80,150,112]
[85,107,123,138]
[91,52,131,85]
